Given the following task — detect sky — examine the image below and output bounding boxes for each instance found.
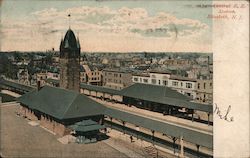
[0,0,212,52]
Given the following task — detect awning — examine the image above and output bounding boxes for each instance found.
[69,119,105,132]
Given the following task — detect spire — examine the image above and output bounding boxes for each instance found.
[68,14,71,29]
[76,31,80,49]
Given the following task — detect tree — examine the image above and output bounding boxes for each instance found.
[0,53,18,79]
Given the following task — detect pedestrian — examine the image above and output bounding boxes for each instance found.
[130,135,133,142]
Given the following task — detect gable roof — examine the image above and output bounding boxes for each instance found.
[120,83,212,113]
[17,86,105,120]
[121,83,190,101]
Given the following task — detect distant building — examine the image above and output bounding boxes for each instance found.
[47,71,60,80]
[59,29,81,92]
[132,71,171,86]
[17,68,29,85]
[169,76,197,100]
[102,69,133,90]
[36,72,47,86]
[132,71,197,100]
[80,64,102,86]
[196,79,213,104]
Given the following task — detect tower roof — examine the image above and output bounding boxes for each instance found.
[61,29,80,50]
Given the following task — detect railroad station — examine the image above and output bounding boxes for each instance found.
[0,27,213,158]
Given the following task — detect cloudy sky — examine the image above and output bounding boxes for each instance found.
[0,0,212,52]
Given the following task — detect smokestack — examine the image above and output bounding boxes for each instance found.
[37,81,41,91]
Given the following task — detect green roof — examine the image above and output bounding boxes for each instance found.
[0,79,35,92]
[69,119,105,132]
[121,83,190,101]
[105,108,213,149]
[80,83,121,95]
[16,84,212,148]
[75,119,97,126]
[2,78,212,113]
[17,86,106,120]
[120,83,212,113]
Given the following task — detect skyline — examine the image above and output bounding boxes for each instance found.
[1,0,212,52]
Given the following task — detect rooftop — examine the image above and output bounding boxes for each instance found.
[69,119,105,132]
[120,83,212,113]
[17,86,105,120]
[60,29,80,51]
[170,75,197,82]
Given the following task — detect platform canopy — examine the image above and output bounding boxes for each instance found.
[0,78,35,93]
[120,83,213,113]
[69,119,105,132]
[105,108,213,149]
[80,83,122,95]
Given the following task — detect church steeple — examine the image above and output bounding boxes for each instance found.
[68,14,71,29]
[59,26,80,92]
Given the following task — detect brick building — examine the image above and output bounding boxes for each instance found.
[17,86,105,136]
[102,69,133,90]
[196,79,213,104]
[80,64,102,86]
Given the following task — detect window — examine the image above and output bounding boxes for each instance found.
[134,77,138,82]
[172,81,178,86]
[158,80,161,85]
[163,80,167,86]
[204,83,206,89]
[198,83,200,89]
[181,82,183,87]
[143,79,148,83]
[151,79,156,84]
[140,78,142,82]
[186,83,192,88]
[210,82,212,87]
[120,74,122,77]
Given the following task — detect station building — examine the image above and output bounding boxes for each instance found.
[17,86,105,137]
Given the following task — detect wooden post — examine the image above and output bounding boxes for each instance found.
[207,113,210,126]
[151,130,155,143]
[122,121,125,134]
[196,144,200,157]
[180,135,184,158]
[172,137,177,154]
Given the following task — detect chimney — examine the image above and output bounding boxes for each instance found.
[37,81,41,91]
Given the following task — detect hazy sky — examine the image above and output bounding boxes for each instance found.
[0,0,212,52]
